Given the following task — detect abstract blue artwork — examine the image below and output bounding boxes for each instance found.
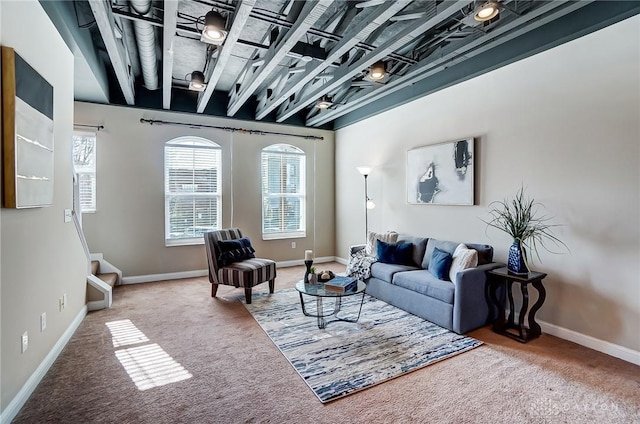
[407,138,475,205]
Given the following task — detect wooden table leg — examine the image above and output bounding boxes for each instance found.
[490,277,506,332]
[527,280,546,339]
[506,280,516,327]
[519,283,529,340]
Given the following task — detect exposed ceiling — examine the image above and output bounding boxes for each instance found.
[44,0,639,129]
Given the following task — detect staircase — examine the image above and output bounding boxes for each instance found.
[86,255,122,311]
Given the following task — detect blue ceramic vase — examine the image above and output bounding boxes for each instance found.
[507,240,529,274]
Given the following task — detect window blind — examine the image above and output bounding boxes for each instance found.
[261,144,306,240]
[72,133,97,212]
[165,138,221,245]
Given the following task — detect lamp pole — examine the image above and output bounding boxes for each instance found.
[363,173,369,242]
[357,166,374,243]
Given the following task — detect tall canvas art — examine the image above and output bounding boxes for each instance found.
[407,138,474,205]
[2,46,54,208]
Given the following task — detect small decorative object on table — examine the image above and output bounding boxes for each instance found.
[308,267,317,284]
[304,250,314,284]
[324,276,357,293]
[483,186,568,275]
[317,270,335,282]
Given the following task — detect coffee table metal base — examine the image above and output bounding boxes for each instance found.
[298,292,366,329]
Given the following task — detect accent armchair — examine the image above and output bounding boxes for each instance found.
[204,228,276,304]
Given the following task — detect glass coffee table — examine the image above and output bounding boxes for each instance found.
[295,280,366,329]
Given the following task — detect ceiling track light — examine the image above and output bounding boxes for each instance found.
[201,10,227,45]
[368,61,386,81]
[474,1,500,22]
[189,71,206,92]
[315,95,333,110]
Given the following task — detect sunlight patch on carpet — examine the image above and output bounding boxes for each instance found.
[106,319,149,347]
[106,319,192,390]
[244,289,482,403]
[115,344,193,390]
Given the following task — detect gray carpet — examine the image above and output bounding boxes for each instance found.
[244,289,482,402]
[12,264,640,423]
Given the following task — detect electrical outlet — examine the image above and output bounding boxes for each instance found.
[21,332,28,353]
[40,313,47,331]
[291,242,296,249]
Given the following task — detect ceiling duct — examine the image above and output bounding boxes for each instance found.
[129,0,158,90]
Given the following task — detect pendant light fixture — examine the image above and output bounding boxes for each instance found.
[189,71,206,91]
[368,61,386,81]
[473,2,500,22]
[315,95,333,109]
[201,10,227,44]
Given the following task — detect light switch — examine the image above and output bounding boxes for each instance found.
[64,209,72,223]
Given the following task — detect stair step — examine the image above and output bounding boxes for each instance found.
[97,272,118,288]
[91,260,100,275]
[87,272,118,302]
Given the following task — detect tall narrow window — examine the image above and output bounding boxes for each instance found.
[72,132,97,213]
[261,144,306,240]
[164,137,221,246]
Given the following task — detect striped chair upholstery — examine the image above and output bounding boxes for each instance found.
[204,228,276,304]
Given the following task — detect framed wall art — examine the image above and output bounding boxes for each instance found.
[407,138,474,205]
[2,46,54,208]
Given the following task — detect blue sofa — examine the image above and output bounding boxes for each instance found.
[351,235,502,334]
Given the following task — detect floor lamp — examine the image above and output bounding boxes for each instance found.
[357,166,376,242]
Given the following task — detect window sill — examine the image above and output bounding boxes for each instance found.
[165,238,205,247]
[262,232,306,241]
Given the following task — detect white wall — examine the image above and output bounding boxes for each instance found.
[335,16,640,352]
[73,103,335,277]
[1,0,85,414]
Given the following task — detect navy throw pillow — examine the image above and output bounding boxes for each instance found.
[377,240,414,265]
[428,247,453,281]
[217,237,255,267]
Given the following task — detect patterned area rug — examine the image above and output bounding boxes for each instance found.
[243,289,482,403]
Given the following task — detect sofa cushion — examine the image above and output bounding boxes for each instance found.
[370,262,419,283]
[449,244,479,282]
[377,240,414,265]
[392,270,455,304]
[422,239,493,268]
[428,247,453,280]
[397,235,428,267]
[366,231,399,256]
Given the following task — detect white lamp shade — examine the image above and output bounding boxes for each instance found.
[357,166,372,176]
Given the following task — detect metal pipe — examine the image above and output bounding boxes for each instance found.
[129,0,158,90]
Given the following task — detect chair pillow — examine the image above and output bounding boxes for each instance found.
[376,240,414,265]
[217,237,255,267]
[449,243,479,282]
[428,247,453,281]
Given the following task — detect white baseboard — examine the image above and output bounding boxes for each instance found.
[120,257,343,285]
[0,306,88,424]
[276,256,336,268]
[335,256,348,265]
[538,319,640,366]
[87,299,107,312]
[121,269,208,285]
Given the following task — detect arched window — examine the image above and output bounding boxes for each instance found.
[164,137,221,246]
[261,144,306,240]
